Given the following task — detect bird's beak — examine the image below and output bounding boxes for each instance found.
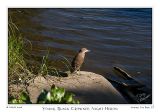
[86,50,90,52]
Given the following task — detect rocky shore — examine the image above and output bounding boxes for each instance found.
[9,71,127,104]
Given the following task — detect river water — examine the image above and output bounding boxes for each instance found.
[9,8,152,89]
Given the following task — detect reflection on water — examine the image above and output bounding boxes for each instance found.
[9,8,152,88]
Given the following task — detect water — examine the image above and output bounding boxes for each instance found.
[9,8,152,89]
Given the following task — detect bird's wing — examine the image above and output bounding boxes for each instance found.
[72,53,84,69]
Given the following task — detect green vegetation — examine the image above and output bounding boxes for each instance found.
[8,18,72,84]
[38,85,79,104]
[9,86,79,104]
[9,92,31,104]
[8,18,78,104]
[8,17,33,84]
[38,53,72,77]
[59,55,72,72]
[39,51,50,76]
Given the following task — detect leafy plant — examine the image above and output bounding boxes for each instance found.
[9,86,80,104]
[38,86,79,104]
[9,92,31,104]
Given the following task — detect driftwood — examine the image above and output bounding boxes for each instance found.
[106,67,152,104]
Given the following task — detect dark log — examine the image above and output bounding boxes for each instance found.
[113,67,132,80]
[105,67,152,104]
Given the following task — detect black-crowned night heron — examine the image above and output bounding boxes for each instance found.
[71,48,90,74]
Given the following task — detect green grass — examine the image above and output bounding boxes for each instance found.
[8,17,33,84]
[8,17,72,84]
[8,19,58,84]
[59,55,72,72]
[39,51,50,75]
[8,18,78,104]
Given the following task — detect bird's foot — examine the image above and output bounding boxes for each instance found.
[77,71,81,75]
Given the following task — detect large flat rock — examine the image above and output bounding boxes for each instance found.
[45,71,127,104]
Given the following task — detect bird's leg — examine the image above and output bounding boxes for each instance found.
[75,69,80,75]
[78,68,80,75]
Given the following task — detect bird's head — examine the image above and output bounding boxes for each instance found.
[79,48,90,53]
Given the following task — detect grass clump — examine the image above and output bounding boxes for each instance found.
[8,18,67,83]
[39,51,50,75]
[59,55,72,72]
[8,18,78,104]
[8,17,32,84]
